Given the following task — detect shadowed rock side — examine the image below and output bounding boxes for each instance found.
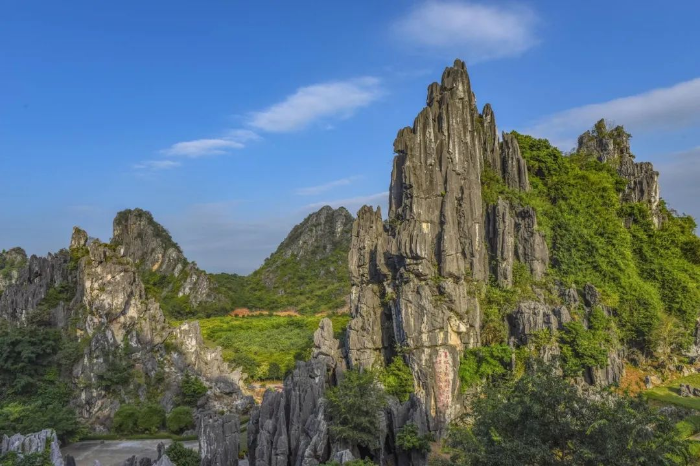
[346,59,550,432]
[199,411,240,466]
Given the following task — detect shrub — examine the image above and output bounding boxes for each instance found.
[443,364,689,465]
[395,423,431,454]
[136,403,165,434]
[112,404,139,434]
[326,370,387,449]
[458,344,512,389]
[380,357,414,402]
[165,441,200,466]
[166,407,194,434]
[266,362,283,380]
[180,373,207,406]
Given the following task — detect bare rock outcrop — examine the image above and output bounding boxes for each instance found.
[0,429,63,466]
[507,301,571,345]
[577,119,661,226]
[199,411,240,466]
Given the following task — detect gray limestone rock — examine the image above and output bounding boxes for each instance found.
[507,301,571,345]
[486,199,515,287]
[0,430,64,466]
[199,411,240,466]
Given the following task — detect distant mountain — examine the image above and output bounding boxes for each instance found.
[212,205,355,315]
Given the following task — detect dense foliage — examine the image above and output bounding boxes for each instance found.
[380,356,414,402]
[326,370,387,449]
[0,450,52,466]
[0,323,82,442]
[198,314,349,380]
[165,441,200,466]
[443,365,689,465]
[396,423,431,454]
[458,344,512,389]
[166,407,194,434]
[179,373,208,406]
[112,403,165,435]
[511,132,700,355]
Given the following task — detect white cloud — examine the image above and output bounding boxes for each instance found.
[527,77,700,150]
[655,146,700,222]
[295,176,362,196]
[161,129,260,158]
[392,1,539,62]
[303,192,388,212]
[248,77,382,132]
[133,160,182,170]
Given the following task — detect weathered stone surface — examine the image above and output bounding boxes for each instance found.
[0,247,28,293]
[507,301,571,345]
[500,132,530,192]
[277,206,354,261]
[577,120,661,226]
[312,318,346,373]
[153,454,174,466]
[514,206,549,280]
[349,59,493,432]
[0,430,63,466]
[199,411,239,466]
[486,199,515,287]
[585,349,625,387]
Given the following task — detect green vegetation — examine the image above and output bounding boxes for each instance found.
[326,369,387,449]
[0,249,27,282]
[197,314,349,380]
[0,450,52,466]
[557,307,613,377]
[379,356,414,402]
[458,344,512,389]
[512,131,700,355]
[443,364,689,465]
[645,374,700,411]
[395,423,431,454]
[211,239,350,315]
[165,441,200,466]
[112,403,165,435]
[166,407,195,434]
[179,373,208,406]
[0,325,83,442]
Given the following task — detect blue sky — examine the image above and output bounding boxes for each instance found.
[2,1,700,273]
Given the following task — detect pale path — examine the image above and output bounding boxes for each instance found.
[61,439,198,466]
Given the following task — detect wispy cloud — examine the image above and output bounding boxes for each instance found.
[295,176,362,196]
[526,77,700,149]
[655,146,700,222]
[392,1,539,62]
[161,130,260,158]
[133,160,182,170]
[303,191,388,212]
[248,77,382,132]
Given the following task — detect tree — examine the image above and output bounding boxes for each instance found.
[165,441,200,466]
[137,403,165,434]
[167,407,194,434]
[112,404,139,434]
[179,373,207,406]
[326,370,387,449]
[380,357,414,402]
[443,364,689,465]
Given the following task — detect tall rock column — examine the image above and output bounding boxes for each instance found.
[348,60,492,432]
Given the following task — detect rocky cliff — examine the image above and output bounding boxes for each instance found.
[0,214,248,431]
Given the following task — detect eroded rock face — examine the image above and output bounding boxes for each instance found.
[507,302,571,345]
[111,208,218,306]
[0,247,28,293]
[347,60,550,432]
[577,120,661,226]
[0,223,246,430]
[199,411,240,466]
[277,206,354,261]
[0,429,63,466]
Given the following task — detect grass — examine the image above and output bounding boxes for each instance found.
[192,313,350,381]
[645,374,700,411]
